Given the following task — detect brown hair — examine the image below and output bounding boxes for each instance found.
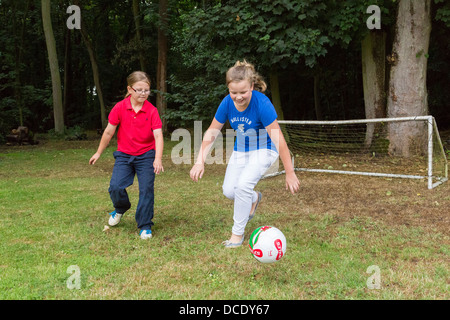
[226,60,267,92]
[124,71,151,98]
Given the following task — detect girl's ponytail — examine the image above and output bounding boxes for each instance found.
[226,60,267,92]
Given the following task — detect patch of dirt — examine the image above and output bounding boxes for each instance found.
[262,171,449,235]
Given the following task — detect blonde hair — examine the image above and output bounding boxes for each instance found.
[226,60,267,93]
[125,71,151,98]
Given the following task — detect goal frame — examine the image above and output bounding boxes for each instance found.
[264,116,448,190]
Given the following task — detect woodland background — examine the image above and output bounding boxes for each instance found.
[0,0,449,150]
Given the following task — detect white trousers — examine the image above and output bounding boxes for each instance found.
[222,149,279,236]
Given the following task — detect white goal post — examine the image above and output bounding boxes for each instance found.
[264,116,448,190]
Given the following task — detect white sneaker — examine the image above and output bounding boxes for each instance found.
[108,210,123,226]
[140,229,152,240]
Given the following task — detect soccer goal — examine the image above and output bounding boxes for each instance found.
[263,116,448,190]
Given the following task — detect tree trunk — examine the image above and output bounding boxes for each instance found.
[80,29,107,128]
[41,0,64,134]
[269,67,290,144]
[313,74,322,120]
[63,28,71,123]
[387,0,431,157]
[12,0,30,127]
[269,67,284,120]
[132,0,147,72]
[74,0,107,129]
[157,0,168,132]
[362,30,386,148]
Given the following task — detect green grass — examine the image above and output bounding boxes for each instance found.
[0,138,448,300]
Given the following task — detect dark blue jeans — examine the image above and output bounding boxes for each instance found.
[109,150,155,230]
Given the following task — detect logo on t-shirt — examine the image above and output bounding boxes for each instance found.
[230,117,252,125]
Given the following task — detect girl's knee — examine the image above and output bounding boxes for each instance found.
[233,183,253,199]
[108,184,122,194]
[222,185,235,200]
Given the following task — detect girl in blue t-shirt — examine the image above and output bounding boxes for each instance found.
[190,60,300,247]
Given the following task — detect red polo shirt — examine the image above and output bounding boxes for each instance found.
[108,96,162,156]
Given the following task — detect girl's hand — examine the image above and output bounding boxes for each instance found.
[89,153,101,165]
[153,158,164,174]
[285,171,300,194]
[190,163,205,182]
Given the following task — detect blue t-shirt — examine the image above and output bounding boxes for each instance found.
[214,90,278,152]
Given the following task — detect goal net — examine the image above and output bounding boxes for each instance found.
[263,116,448,189]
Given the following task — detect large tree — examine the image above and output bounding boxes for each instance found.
[157,0,168,132]
[132,0,147,72]
[72,0,109,129]
[41,0,64,134]
[387,0,432,157]
[362,30,387,147]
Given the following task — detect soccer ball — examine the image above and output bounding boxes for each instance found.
[248,226,286,263]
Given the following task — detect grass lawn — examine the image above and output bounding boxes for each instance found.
[0,136,448,300]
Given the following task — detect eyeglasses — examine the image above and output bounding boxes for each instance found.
[131,87,151,95]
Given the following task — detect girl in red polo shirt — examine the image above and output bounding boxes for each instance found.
[89,71,164,240]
